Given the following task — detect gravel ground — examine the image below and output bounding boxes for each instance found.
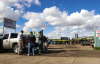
[0,44,100,58]
[40,44,100,58]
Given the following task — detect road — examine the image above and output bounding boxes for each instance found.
[0,44,100,64]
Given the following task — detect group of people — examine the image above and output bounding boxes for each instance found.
[17,30,48,56]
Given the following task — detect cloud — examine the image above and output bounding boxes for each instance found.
[23,26,31,32]
[0,1,20,22]
[46,26,94,39]
[23,26,38,32]
[43,6,97,28]
[23,12,47,32]
[23,6,100,38]
[34,0,41,6]
[0,0,41,31]
[0,0,41,22]
[16,24,22,28]
[46,26,68,39]
[32,28,37,31]
[0,26,13,34]
[23,6,98,30]
[1,0,41,8]
[43,6,100,31]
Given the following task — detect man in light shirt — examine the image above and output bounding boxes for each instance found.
[17,30,24,55]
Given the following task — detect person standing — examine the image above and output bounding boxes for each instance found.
[27,32,36,56]
[17,30,24,55]
[39,31,43,54]
[36,33,39,43]
[68,38,70,45]
[43,36,48,52]
[72,37,74,44]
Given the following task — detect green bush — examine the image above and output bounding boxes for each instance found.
[93,47,100,50]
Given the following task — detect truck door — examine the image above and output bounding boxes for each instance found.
[9,33,18,49]
[3,34,10,49]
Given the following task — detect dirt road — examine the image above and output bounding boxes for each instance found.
[45,44,100,57]
[0,44,100,57]
[0,44,100,64]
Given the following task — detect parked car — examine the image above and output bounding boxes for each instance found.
[90,39,94,47]
[80,38,94,46]
[90,39,94,45]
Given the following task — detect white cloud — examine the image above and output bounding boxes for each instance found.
[0,26,13,34]
[34,0,41,6]
[0,0,41,32]
[32,28,37,31]
[22,6,100,38]
[1,0,41,8]
[43,6,100,38]
[43,6,98,28]
[46,26,68,39]
[0,0,41,23]
[16,24,22,28]
[23,26,31,32]
[70,30,79,34]
[23,12,47,31]
[0,1,20,22]
[46,26,94,39]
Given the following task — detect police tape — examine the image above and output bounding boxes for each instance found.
[48,39,94,41]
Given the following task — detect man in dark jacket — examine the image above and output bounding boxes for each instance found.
[27,31,36,56]
[43,36,48,52]
[39,31,43,54]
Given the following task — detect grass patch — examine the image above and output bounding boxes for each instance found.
[93,47,100,50]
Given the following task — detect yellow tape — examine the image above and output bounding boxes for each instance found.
[48,38,94,41]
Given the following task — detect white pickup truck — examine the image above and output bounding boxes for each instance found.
[0,33,28,54]
[0,33,48,54]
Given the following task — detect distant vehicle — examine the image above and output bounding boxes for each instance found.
[90,39,94,45]
[48,40,50,44]
[51,40,56,44]
[80,38,94,46]
[52,37,68,44]
[90,39,94,47]
[61,37,69,44]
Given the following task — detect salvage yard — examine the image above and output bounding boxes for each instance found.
[0,44,100,64]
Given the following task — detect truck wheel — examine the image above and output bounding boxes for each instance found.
[13,45,19,54]
[82,44,85,46]
[92,45,94,48]
[4,50,7,51]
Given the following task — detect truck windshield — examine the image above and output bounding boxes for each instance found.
[10,33,18,38]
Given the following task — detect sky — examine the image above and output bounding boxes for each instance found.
[0,0,100,39]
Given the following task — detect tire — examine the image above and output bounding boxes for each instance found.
[82,44,85,46]
[4,50,7,51]
[13,45,19,54]
[92,45,94,48]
